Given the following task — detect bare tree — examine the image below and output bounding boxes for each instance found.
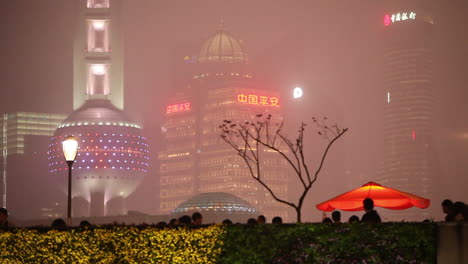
[220,114,348,223]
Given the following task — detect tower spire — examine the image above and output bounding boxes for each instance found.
[217,18,225,31]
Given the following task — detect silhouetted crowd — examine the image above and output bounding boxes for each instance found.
[322,198,382,224]
[0,197,467,229]
[441,199,467,222]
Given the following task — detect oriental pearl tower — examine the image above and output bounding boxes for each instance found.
[48,0,149,217]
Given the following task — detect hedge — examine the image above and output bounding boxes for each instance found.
[0,223,436,264]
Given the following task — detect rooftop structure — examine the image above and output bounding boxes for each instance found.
[171,192,258,224]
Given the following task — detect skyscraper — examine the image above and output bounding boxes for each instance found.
[1,112,66,219]
[378,8,436,220]
[159,25,290,221]
[48,0,149,217]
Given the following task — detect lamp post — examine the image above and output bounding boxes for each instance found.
[62,136,78,226]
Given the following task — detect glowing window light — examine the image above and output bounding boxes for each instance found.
[387,92,391,103]
[92,20,106,30]
[91,64,106,75]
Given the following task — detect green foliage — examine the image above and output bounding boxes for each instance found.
[218,223,436,264]
[0,223,436,264]
[0,225,225,264]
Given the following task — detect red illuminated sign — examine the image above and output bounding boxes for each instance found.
[166,102,191,114]
[383,14,391,26]
[237,94,279,107]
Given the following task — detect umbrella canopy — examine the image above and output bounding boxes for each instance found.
[316,182,430,212]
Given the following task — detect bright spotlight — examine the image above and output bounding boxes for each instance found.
[293,87,303,99]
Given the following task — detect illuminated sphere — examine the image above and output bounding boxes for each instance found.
[48,99,149,212]
[198,29,248,64]
[171,192,258,224]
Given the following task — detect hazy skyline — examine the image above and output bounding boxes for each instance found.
[2,0,468,222]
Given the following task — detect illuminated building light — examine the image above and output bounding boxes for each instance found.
[387,92,391,103]
[385,12,417,26]
[166,102,192,114]
[237,94,280,107]
[92,20,106,30]
[91,64,106,75]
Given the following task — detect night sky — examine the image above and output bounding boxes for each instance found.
[2,0,468,222]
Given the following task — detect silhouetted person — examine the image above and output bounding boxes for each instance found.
[79,220,92,229]
[453,201,467,222]
[361,198,381,223]
[222,219,233,225]
[441,199,454,221]
[247,218,257,224]
[0,208,12,228]
[348,215,359,223]
[322,217,333,223]
[257,215,266,224]
[331,211,341,223]
[169,218,177,226]
[272,216,283,224]
[156,221,167,228]
[192,212,203,225]
[51,218,67,230]
[178,215,192,225]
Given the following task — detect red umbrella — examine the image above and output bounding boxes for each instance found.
[316,182,430,212]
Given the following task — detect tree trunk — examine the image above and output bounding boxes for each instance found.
[296,207,302,223]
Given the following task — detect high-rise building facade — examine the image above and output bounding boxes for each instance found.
[377,9,436,220]
[159,26,290,221]
[1,112,66,219]
[48,0,149,217]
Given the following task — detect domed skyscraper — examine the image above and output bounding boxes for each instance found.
[48,0,149,217]
[159,23,290,221]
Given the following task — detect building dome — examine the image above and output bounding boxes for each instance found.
[171,192,258,224]
[48,99,149,216]
[198,28,248,64]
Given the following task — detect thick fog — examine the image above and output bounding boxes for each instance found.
[2,0,468,222]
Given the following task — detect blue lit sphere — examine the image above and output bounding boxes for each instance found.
[171,192,258,224]
[48,100,149,203]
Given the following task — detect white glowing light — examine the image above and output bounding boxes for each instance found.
[387,92,390,103]
[92,21,106,30]
[293,87,303,99]
[62,136,79,162]
[91,64,106,75]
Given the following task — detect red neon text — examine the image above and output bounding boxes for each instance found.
[166,103,191,114]
[237,94,280,107]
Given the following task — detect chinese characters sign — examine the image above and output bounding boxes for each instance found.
[384,12,416,26]
[166,103,191,114]
[237,94,279,107]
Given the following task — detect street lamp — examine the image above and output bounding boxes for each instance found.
[62,136,78,226]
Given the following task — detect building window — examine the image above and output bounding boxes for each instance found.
[87,64,110,96]
[87,0,110,8]
[87,20,109,52]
